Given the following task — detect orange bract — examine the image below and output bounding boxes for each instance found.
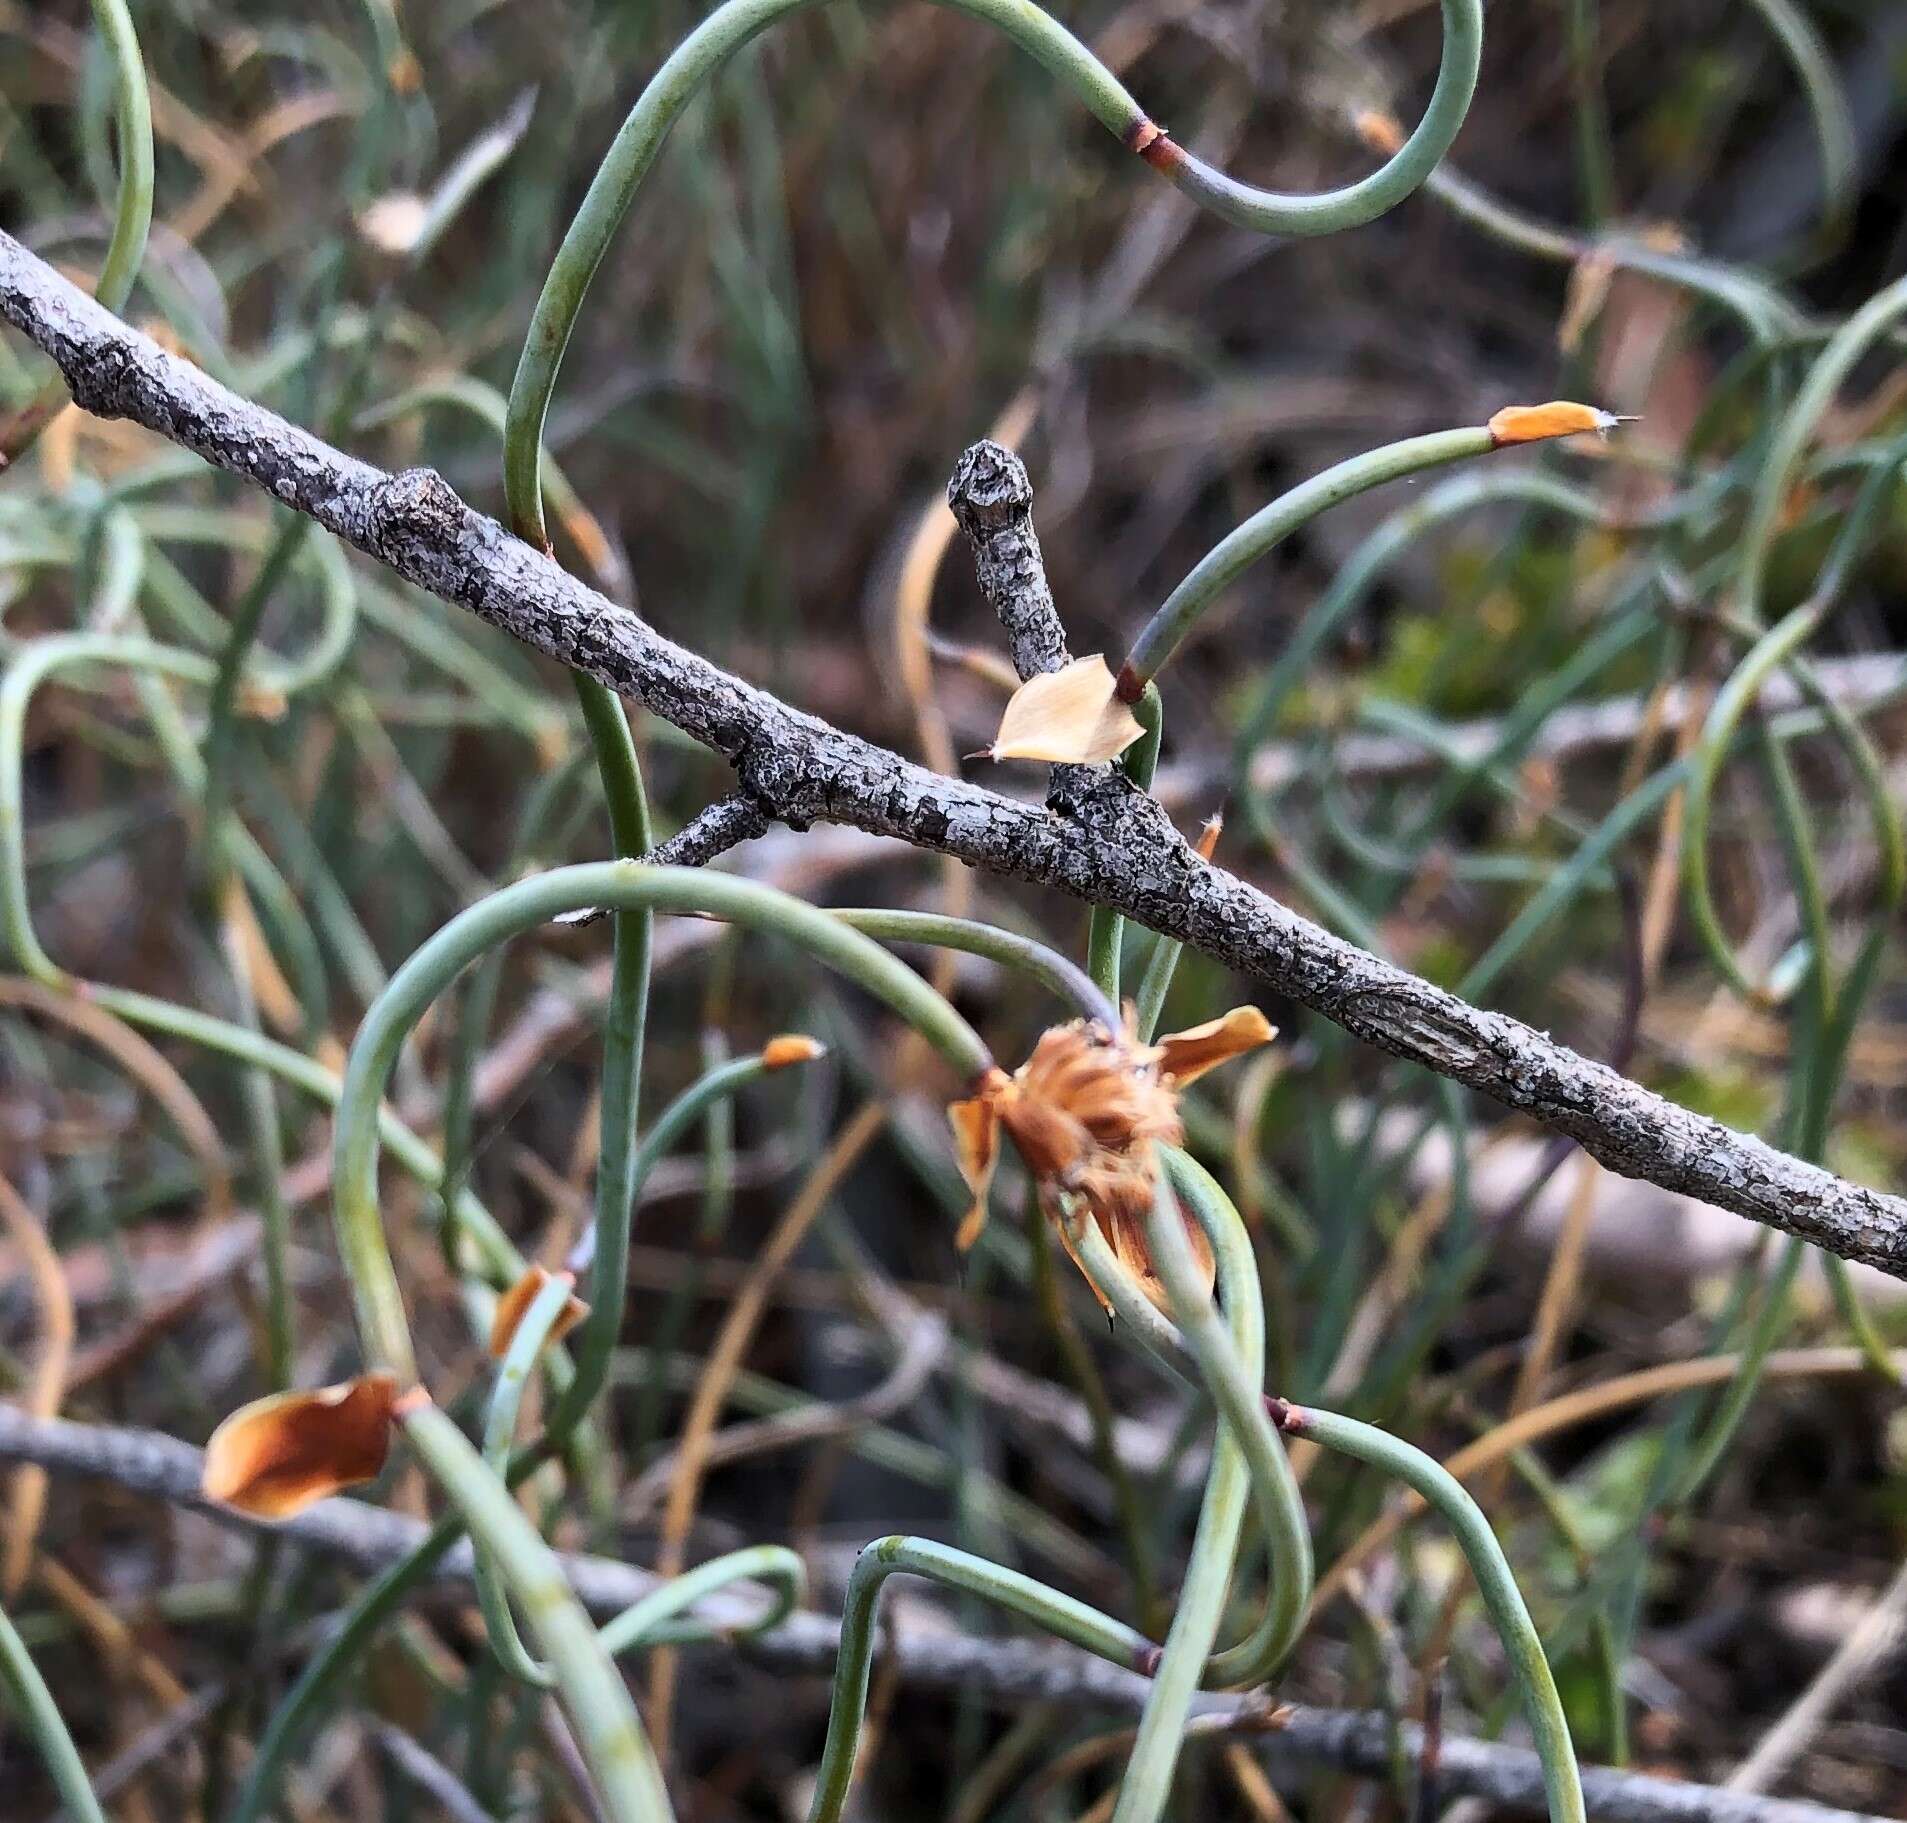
[489,1265,589,1359]
[1487,401,1623,446]
[1353,109,1407,156]
[987,655,1146,765]
[200,1373,400,1520]
[760,1033,826,1070]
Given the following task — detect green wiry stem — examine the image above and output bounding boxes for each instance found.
[578,1046,803,1274]
[401,1402,673,1823]
[546,676,653,1448]
[1738,0,1855,240]
[1101,1157,1313,1822]
[1159,1151,1312,1688]
[475,1270,580,1688]
[1109,1356,1249,1819]
[1681,603,1822,999]
[0,616,351,996]
[1064,1212,1190,1383]
[597,1544,805,1654]
[505,156,656,1446]
[1121,426,1504,694]
[1272,1401,1585,1823]
[1738,272,1907,626]
[81,0,152,314]
[831,907,1115,1027]
[1066,1171,1322,1691]
[0,1600,108,1823]
[1027,1209,1164,1630]
[332,863,992,1380]
[1087,683,1162,1003]
[0,634,214,985]
[805,1535,1152,1823]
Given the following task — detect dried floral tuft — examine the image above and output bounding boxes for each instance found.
[950,1008,1273,1310]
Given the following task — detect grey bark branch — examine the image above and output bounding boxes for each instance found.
[554,793,769,926]
[947,437,1105,821]
[648,792,769,866]
[947,439,1072,681]
[0,1407,1880,1823]
[5,233,1906,1276]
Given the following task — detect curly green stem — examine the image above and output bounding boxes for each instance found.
[503,116,659,1439]
[1159,1150,1312,1687]
[506,0,1483,526]
[475,1270,581,1688]
[1680,603,1822,999]
[332,863,991,1380]
[1099,1154,1310,1821]
[1276,1401,1584,1823]
[805,1534,1151,1823]
[545,677,654,1447]
[597,1544,805,1654]
[1122,426,1505,694]
[1064,1212,1190,1382]
[400,1401,673,1823]
[830,908,1115,1026]
[1738,273,1907,625]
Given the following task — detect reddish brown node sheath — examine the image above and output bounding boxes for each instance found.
[1112,659,1146,705]
[1264,1393,1306,1435]
[1122,118,1182,173]
[967,1061,1006,1097]
[1133,1641,1165,1678]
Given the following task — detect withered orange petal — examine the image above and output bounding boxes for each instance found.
[201,1372,400,1520]
[488,1264,589,1360]
[1106,1197,1214,1316]
[1156,1006,1277,1084]
[948,1094,1000,1252]
[1052,1203,1115,1314]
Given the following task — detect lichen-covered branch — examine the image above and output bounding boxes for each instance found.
[4,231,1905,1276]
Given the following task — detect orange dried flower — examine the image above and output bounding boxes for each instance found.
[488,1265,589,1360]
[949,1006,1274,1311]
[200,1372,401,1519]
